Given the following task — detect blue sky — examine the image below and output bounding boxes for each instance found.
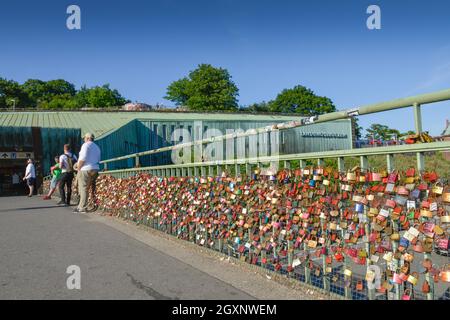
[0,0,449,135]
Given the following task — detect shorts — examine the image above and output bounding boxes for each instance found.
[50,177,60,189]
[26,178,35,187]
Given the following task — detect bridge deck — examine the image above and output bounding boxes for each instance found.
[0,196,319,300]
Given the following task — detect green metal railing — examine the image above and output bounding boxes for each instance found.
[97,88,450,300]
[101,141,450,179]
[100,88,450,172]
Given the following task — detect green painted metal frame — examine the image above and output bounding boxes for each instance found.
[100,88,450,169]
[100,140,450,178]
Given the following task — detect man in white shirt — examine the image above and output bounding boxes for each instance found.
[74,132,101,213]
[23,159,36,197]
[58,144,78,206]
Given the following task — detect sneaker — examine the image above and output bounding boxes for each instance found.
[73,208,86,213]
[43,196,51,200]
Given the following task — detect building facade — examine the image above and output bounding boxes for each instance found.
[0,111,354,186]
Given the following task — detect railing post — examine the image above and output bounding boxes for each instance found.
[416,152,425,172]
[299,159,305,168]
[386,154,394,172]
[320,217,330,292]
[208,165,213,177]
[317,158,324,167]
[420,214,435,300]
[245,163,251,176]
[338,157,345,172]
[413,103,422,134]
[235,163,240,177]
[287,239,293,277]
[364,208,375,300]
[217,165,223,177]
[303,242,311,285]
[187,167,193,177]
[360,155,368,172]
[104,163,108,171]
[135,156,140,168]
[392,218,401,300]
[284,160,291,170]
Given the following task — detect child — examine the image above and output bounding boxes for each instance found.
[43,156,62,200]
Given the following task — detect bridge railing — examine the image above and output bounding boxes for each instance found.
[100,141,450,179]
[96,89,450,300]
[99,88,450,173]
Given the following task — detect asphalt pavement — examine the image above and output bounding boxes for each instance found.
[0,196,254,299]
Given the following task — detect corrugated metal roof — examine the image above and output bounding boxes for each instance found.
[0,111,304,140]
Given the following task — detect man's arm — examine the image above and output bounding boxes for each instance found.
[23,165,30,180]
[77,159,85,170]
[77,144,86,170]
[59,155,64,169]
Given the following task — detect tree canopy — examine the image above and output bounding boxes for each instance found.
[365,123,401,140]
[165,64,239,111]
[268,85,336,115]
[0,77,128,109]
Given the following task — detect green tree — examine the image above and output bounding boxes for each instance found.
[45,79,76,97]
[269,85,336,115]
[352,118,363,140]
[21,79,48,106]
[39,94,80,110]
[82,84,128,108]
[0,78,31,108]
[400,130,416,137]
[165,77,190,106]
[165,64,239,111]
[365,123,400,140]
[241,101,270,113]
[22,79,76,107]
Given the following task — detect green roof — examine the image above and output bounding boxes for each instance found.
[0,111,303,139]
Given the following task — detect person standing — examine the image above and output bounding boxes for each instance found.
[43,156,62,200]
[23,159,36,197]
[58,144,77,206]
[73,133,101,213]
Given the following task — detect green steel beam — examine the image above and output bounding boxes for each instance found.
[386,154,394,172]
[413,103,423,134]
[100,88,450,165]
[100,141,450,175]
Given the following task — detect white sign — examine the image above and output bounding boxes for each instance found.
[0,152,34,160]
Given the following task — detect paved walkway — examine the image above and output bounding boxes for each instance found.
[0,196,319,300]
